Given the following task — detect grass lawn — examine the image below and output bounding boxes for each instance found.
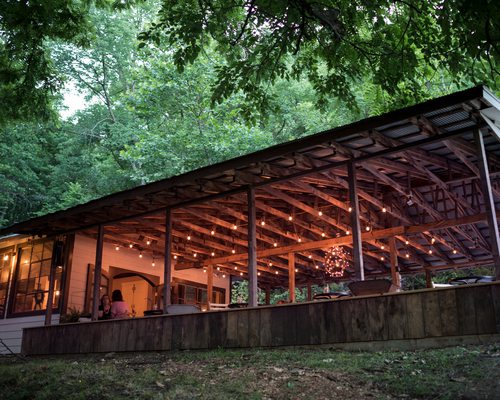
[0,343,499,399]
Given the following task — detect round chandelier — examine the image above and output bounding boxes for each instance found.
[324,246,349,277]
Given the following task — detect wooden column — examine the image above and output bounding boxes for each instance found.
[207,265,213,309]
[389,237,400,287]
[265,286,271,305]
[348,160,365,280]
[247,187,258,307]
[45,240,64,326]
[288,253,295,303]
[474,129,500,279]
[91,225,104,321]
[307,282,312,301]
[425,269,433,288]
[163,208,173,312]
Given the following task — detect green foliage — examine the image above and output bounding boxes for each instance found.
[147,0,500,117]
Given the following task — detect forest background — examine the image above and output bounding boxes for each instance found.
[0,1,498,295]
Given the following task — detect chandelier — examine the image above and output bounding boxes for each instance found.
[324,246,349,277]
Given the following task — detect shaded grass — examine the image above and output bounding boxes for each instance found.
[0,344,498,399]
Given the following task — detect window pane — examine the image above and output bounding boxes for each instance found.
[185,286,196,303]
[40,260,51,278]
[31,244,43,263]
[19,247,31,266]
[42,241,53,260]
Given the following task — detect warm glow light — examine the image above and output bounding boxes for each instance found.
[211,252,215,256]
[211,230,215,235]
[203,269,206,273]
[382,207,387,213]
[115,246,119,251]
[139,253,143,258]
[308,255,312,259]
[146,240,151,245]
[257,272,261,276]
[217,266,220,271]
[234,266,238,270]
[152,262,155,267]
[431,238,436,244]
[380,256,385,261]
[275,271,278,275]
[288,216,293,221]
[261,221,265,226]
[187,235,191,240]
[233,225,238,230]
[381,245,385,250]
[405,253,410,258]
[324,246,349,277]
[273,242,278,247]
[315,265,319,269]
[222,274,226,278]
[295,268,298,272]
[318,211,323,216]
[428,250,433,255]
[268,262,273,266]
[193,253,197,257]
[174,255,178,259]
[405,240,409,245]
[346,230,350,235]
[232,249,236,254]
[129,244,133,248]
[365,226,371,231]
[348,207,352,212]
[452,249,457,254]
[3,254,9,261]
[298,238,302,243]
[240,272,243,276]
[321,232,325,237]
[55,290,60,296]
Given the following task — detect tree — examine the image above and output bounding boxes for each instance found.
[145,0,499,116]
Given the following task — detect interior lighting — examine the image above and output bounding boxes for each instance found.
[174,255,178,259]
[365,226,371,232]
[315,265,319,269]
[428,249,433,255]
[129,244,133,248]
[273,242,278,247]
[380,256,385,261]
[382,207,387,213]
[231,249,236,254]
[298,238,302,243]
[211,230,215,235]
[240,272,243,276]
[381,245,385,250]
[318,211,323,216]
[152,261,156,267]
[275,271,278,275]
[405,253,410,258]
[187,235,191,240]
[193,253,197,258]
[139,253,143,258]
[345,230,350,235]
[405,240,409,245]
[321,232,326,237]
[222,274,226,278]
[3,254,8,261]
[234,266,238,270]
[211,252,215,256]
[203,269,206,273]
[146,240,151,245]
[308,255,312,259]
[257,272,261,276]
[268,262,273,267]
[348,207,352,212]
[115,246,120,251]
[261,221,265,226]
[431,238,436,244]
[452,249,457,254]
[295,268,298,272]
[233,225,238,230]
[55,290,60,296]
[288,216,293,221]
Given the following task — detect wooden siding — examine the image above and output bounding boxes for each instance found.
[22,282,500,355]
[0,315,59,354]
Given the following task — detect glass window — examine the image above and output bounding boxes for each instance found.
[10,239,63,314]
[0,249,13,317]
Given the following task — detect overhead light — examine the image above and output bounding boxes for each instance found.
[146,240,151,245]
[211,230,215,235]
[115,246,120,251]
[273,242,278,247]
[318,211,323,216]
[382,207,387,213]
[139,253,143,258]
[288,216,293,221]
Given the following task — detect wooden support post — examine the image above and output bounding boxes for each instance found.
[163,208,173,312]
[91,225,104,321]
[348,160,365,280]
[45,240,62,326]
[265,286,271,305]
[247,187,258,307]
[207,265,213,310]
[389,237,401,288]
[474,129,500,279]
[288,253,295,303]
[307,282,312,301]
[425,269,433,288]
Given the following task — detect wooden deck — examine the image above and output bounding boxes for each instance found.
[22,282,500,355]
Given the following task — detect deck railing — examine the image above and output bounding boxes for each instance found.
[22,282,500,355]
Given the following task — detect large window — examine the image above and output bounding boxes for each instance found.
[173,279,225,307]
[0,248,13,317]
[10,240,63,314]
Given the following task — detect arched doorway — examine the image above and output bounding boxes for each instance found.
[110,267,159,317]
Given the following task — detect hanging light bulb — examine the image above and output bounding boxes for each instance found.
[261,221,265,226]
[315,265,319,269]
[146,240,151,245]
[193,252,197,258]
[321,232,326,237]
[273,242,278,247]
[240,272,243,276]
[222,274,226,278]
[298,238,302,243]
[211,252,215,256]
[129,243,133,248]
[152,261,156,267]
[115,246,120,251]
[139,253,143,258]
[231,249,236,254]
[380,256,385,261]
[405,253,410,258]
[232,225,237,230]
[203,269,207,273]
[308,254,312,259]
[257,272,261,276]
[345,230,350,235]
[295,268,298,272]
[288,215,293,221]
[234,266,238,270]
[431,237,436,244]
[405,240,409,245]
[211,230,215,235]
[381,245,385,250]
[428,249,433,255]
[3,254,8,261]
[382,207,387,213]
[268,262,273,267]
[275,271,279,275]
[174,255,178,259]
[365,226,371,232]
[318,211,323,216]
[324,246,349,277]
[216,266,220,271]
[348,207,352,212]
[452,249,457,254]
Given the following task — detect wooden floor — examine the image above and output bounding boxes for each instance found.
[22,282,500,355]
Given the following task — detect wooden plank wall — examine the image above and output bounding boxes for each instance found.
[22,282,500,355]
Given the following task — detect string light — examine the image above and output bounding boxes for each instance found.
[211,252,215,256]
[203,269,206,273]
[273,242,278,247]
[152,261,155,267]
[174,255,178,259]
[452,249,457,254]
[405,253,410,258]
[268,262,273,267]
[211,230,215,235]
[260,221,265,226]
[222,274,226,278]
[382,207,387,213]
[115,246,120,251]
[431,238,436,244]
[234,266,238,270]
[405,240,409,245]
[295,268,298,272]
[275,271,279,275]
[298,238,302,243]
[3,254,8,261]
[193,252,197,257]
[139,253,143,258]
[348,207,352,212]
[321,232,326,237]
[308,255,312,259]
[232,225,238,230]
[380,256,385,261]
[318,211,323,216]
[365,226,371,232]
[257,272,261,276]
[381,245,385,250]
[240,272,243,276]
[345,230,350,235]
[288,216,293,221]
[428,249,433,255]
[324,246,349,278]
[129,244,133,248]
[146,240,151,245]
[187,235,191,240]
[216,266,220,271]
[315,265,319,269]
[231,249,236,254]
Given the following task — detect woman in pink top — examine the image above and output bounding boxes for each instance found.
[110,289,130,319]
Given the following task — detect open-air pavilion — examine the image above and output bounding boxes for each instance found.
[1,86,499,355]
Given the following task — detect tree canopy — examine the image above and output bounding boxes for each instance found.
[146,0,499,115]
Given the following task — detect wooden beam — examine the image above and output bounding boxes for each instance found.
[247,187,258,307]
[348,160,364,280]
[163,209,173,310]
[288,253,295,303]
[204,212,488,265]
[474,129,500,279]
[91,224,104,321]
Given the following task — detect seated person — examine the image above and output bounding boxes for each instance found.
[110,289,130,319]
[98,294,112,320]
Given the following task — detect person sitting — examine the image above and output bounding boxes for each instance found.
[98,294,112,320]
[110,289,130,319]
